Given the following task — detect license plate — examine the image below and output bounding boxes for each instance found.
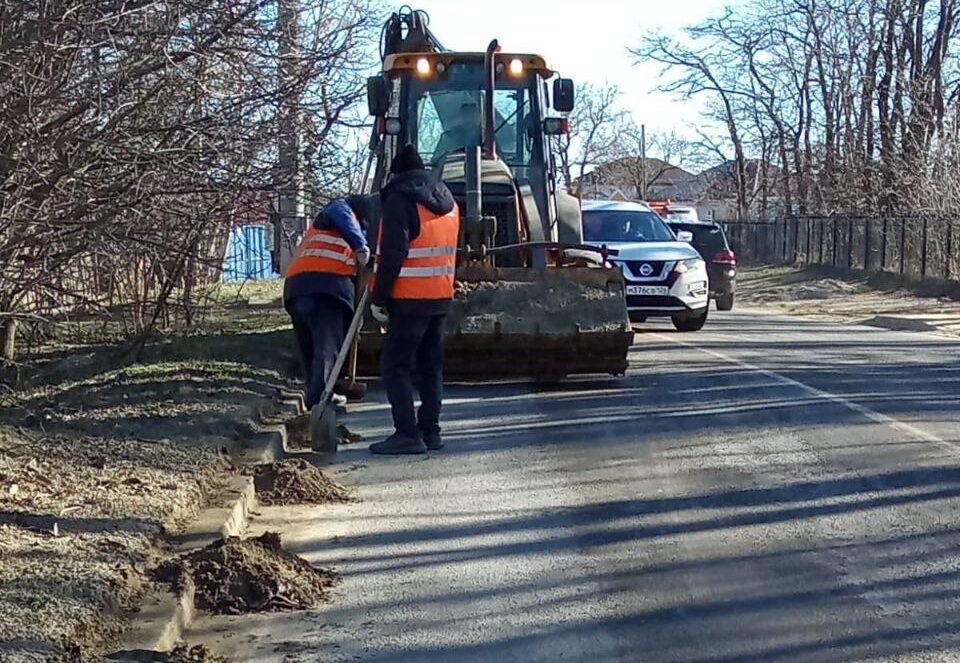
[626,285,668,296]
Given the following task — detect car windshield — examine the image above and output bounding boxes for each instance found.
[582,210,676,243]
[669,223,728,258]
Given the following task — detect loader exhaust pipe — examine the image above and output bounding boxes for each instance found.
[483,39,500,160]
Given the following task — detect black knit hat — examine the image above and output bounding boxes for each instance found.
[390,144,424,174]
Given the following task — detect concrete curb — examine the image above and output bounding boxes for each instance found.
[108,389,305,659]
[107,476,255,659]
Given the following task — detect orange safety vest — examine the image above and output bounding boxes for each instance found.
[371,203,460,300]
[285,227,355,279]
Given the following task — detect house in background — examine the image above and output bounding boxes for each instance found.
[576,157,701,202]
[576,156,785,221]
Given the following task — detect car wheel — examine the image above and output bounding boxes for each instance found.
[628,313,647,323]
[672,305,709,332]
[716,292,734,311]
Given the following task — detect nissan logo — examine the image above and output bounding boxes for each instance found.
[638,263,654,277]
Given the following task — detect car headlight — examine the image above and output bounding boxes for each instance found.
[673,258,703,274]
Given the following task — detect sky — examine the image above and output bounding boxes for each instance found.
[391,0,737,157]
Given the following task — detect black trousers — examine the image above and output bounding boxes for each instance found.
[288,294,348,409]
[381,313,446,440]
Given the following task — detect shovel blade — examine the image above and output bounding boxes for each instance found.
[310,404,338,454]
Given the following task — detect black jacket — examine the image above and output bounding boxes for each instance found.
[372,168,457,316]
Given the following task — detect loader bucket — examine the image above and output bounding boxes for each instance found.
[358,265,633,380]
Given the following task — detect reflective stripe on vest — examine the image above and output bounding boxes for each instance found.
[370,202,460,300]
[285,228,355,278]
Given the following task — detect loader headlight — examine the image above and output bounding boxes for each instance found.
[416,57,431,76]
[673,258,703,274]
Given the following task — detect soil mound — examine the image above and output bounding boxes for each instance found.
[449,279,626,334]
[244,459,351,506]
[110,644,228,662]
[155,532,334,615]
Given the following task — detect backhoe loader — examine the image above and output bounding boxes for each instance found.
[358,8,632,379]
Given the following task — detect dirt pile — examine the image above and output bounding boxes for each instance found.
[738,266,960,339]
[155,532,334,615]
[243,459,352,506]
[163,645,228,663]
[106,644,228,662]
[284,413,310,447]
[449,279,627,334]
[745,276,859,303]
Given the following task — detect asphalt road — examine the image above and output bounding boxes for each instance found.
[192,309,960,662]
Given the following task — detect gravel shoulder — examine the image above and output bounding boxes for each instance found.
[737,264,960,337]
[0,280,297,661]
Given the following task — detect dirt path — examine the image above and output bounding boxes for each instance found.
[737,264,960,337]
[0,281,299,661]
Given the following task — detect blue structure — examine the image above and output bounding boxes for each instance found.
[223,225,278,282]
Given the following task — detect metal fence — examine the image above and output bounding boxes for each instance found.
[722,216,960,282]
[223,224,277,281]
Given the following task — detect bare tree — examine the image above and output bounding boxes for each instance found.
[633,0,960,223]
[555,83,630,195]
[0,0,382,362]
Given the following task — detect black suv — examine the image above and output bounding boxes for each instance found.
[665,221,737,310]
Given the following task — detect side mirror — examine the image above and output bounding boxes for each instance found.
[367,75,390,117]
[553,78,575,113]
[543,117,569,136]
[676,230,694,243]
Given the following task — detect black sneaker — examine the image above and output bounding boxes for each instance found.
[423,435,444,451]
[369,433,427,455]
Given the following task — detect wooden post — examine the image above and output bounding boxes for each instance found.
[2,318,17,362]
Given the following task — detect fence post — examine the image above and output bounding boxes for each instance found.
[831,218,838,266]
[754,222,760,259]
[921,216,928,279]
[899,218,906,275]
[847,217,854,268]
[818,219,824,264]
[948,220,954,279]
[864,218,872,272]
[781,218,788,261]
[880,216,888,270]
[793,217,800,263]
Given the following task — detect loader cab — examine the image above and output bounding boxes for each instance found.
[367,53,582,260]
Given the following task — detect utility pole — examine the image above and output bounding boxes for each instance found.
[274,0,305,274]
[640,123,647,201]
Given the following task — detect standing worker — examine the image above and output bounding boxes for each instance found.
[369,145,459,455]
[284,196,371,413]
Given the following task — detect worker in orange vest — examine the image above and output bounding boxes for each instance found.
[284,197,371,412]
[368,145,459,455]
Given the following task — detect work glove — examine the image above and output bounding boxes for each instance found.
[354,246,371,267]
[371,304,389,325]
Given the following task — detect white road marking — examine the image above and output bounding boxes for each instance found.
[651,332,957,453]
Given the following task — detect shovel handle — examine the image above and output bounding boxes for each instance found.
[317,286,370,417]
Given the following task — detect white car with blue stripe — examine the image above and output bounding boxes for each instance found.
[581,200,710,331]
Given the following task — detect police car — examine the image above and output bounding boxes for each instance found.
[582,200,710,331]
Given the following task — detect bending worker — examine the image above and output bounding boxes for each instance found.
[284,197,370,412]
[368,145,459,455]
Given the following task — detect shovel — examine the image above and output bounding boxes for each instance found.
[310,286,371,454]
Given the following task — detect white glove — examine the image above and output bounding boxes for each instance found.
[371,304,389,325]
[354,246,371,267]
